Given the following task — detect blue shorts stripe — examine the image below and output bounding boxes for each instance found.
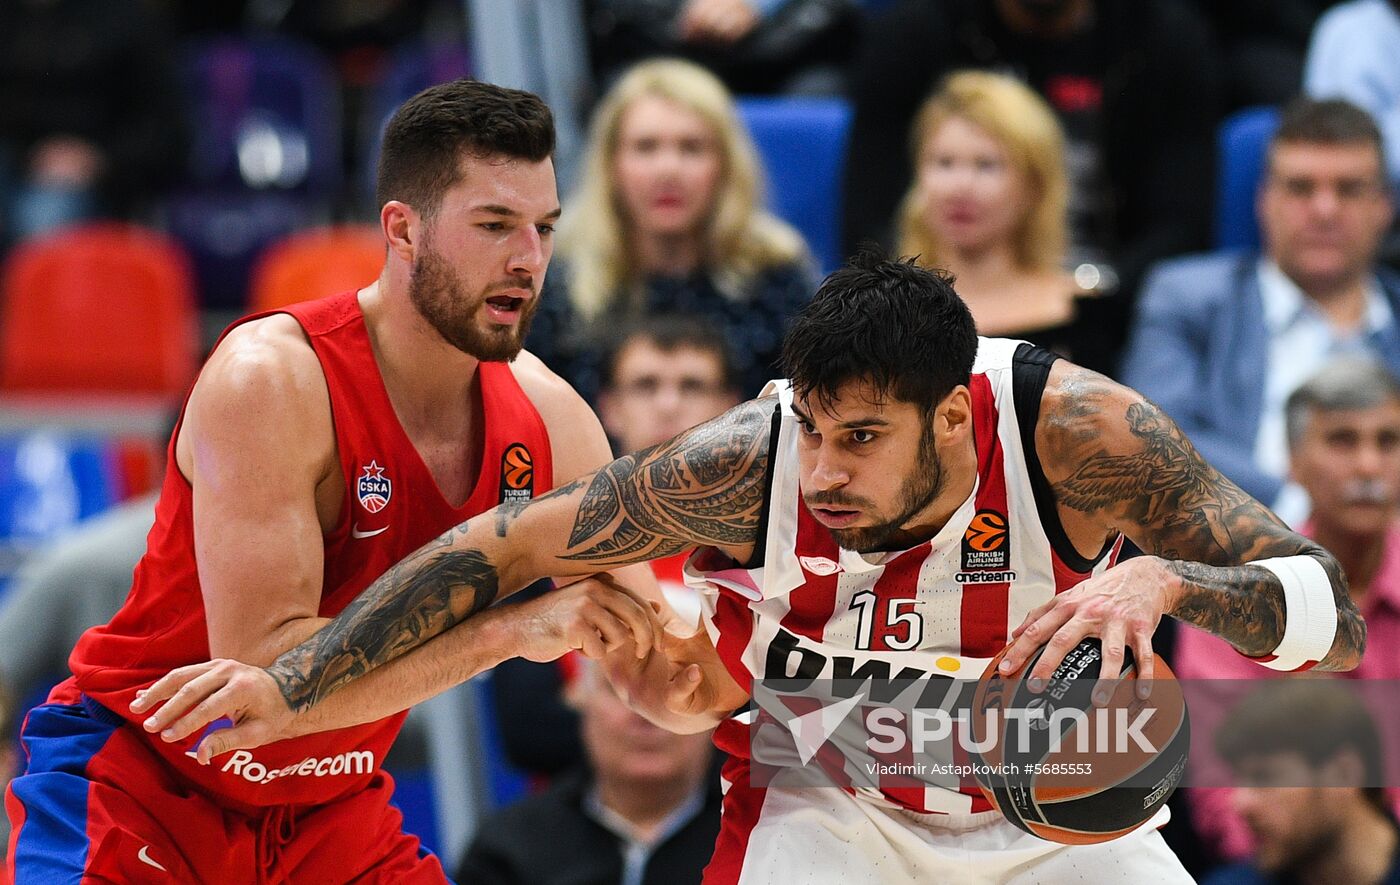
[9,701,120,883]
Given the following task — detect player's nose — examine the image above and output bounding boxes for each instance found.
[808,446,849,490]
[508,227,547,277]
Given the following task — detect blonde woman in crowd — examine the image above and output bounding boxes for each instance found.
[528,58,816,401]
[898,70,1108,366]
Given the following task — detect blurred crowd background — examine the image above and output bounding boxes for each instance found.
[3,0,1400,883]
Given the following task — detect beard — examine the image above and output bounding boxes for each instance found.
[408,243,539,361]
[816,421,946,554]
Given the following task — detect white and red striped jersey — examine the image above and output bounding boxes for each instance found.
[684,338,1123,816]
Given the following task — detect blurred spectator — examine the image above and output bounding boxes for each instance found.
[1176,357,1400,861]
[897,70,1111,370]
[1204,681,1400,885]
[169,0,463,56]
[461,659,721,885]
[0,494,157,732]
[843,0,1224,358]
[0,0,186,244]
[493,317,740,777]
[1124,98,1400,522]
[597,316,742,458]
[1305,0,1400,190]
[529,58,817,401]
[276,0,460,57]
[586,0,858,96]
[1175,357,1400,681]
[596,316,742,623]
[1192,0,1343,108]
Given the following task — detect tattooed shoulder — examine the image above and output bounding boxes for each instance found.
[1037,363,1288,563]
[560,396,776,565]
[1036,363,1125,453]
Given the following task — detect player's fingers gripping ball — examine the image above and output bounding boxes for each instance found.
[970,637,1190,844]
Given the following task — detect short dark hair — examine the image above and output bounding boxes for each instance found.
[376,78,555,218]
[781,250,977,413]
[1270,97,1385,171]
[600,315,740,392]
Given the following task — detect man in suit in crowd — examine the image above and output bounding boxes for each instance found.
[1123,96,1400,526]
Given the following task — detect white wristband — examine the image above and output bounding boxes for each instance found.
[1247,556,1338,671]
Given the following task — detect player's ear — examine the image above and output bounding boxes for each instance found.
[936,386,972,441]
[381,201,418,263]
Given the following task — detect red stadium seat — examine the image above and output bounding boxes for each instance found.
[0,223,199,398]
[248,225,385,313]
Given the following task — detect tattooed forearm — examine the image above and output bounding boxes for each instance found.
[561,397,774,564]
[1166,549,1365,670]
[496,477,587,538]
[1041,366,1365,671]
[266,529,499,710]
[257,397,777,713]
[1167,561,1287,657]
[1293,550,1366,670]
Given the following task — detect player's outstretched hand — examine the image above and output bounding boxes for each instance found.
[515,574,662,663]
[657,623,737,718]
[599,597,747,732]
[129,660,291,764]
[999,556,1174,701]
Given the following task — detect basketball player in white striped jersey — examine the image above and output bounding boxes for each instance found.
[138,253,1367,883]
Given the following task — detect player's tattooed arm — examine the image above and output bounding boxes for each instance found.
[264,396,777,711]
[559,396,774,562]
[1038,365,1364,671]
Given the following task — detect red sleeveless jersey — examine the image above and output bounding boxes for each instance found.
[63,291,554,808]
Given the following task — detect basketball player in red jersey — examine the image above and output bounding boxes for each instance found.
[3,80,662,883]
[138,255,1367,882]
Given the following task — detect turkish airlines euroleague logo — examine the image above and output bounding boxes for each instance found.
[962,510,1010,572]
[499,443,534,504]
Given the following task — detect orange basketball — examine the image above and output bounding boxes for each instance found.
[969,637,1190,844]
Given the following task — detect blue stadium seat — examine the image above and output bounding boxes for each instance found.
[1215,106,1281,251]
[166,37,342,308]
[179,36,343,196]
[737,96,853,274]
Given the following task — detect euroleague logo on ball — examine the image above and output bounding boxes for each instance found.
[356,461,392,513]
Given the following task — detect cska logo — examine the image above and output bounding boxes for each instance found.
[357,461,392,513]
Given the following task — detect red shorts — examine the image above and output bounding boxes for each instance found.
[5,697,450,884]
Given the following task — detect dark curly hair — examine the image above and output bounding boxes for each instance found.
[781,249,977,413]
